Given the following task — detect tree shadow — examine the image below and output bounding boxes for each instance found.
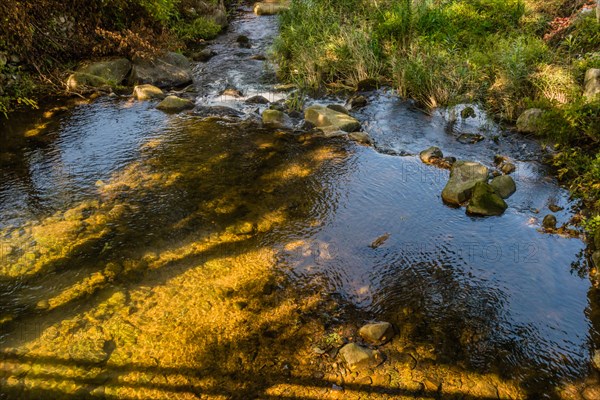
[0,114,575,399]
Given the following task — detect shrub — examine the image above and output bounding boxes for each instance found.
[173,16,222,43]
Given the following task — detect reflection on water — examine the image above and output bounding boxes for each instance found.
[0,6,596,400]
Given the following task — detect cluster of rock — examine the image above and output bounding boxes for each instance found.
[420,147,517,216]
[66,53,196,113]
[338,322,394,371]
[260,91,372,145]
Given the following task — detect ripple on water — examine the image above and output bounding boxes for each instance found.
[0,10,595,395]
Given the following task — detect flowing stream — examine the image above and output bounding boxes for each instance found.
[0,5,597,399]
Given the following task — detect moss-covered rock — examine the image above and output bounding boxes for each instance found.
[133,84,165,101]
[466,182,508,216]
[130,52,193,88]
[441,161,489,206]
[489,175,516,199]
[262,109,287,127]
[516,108,543,133]
[304,105,360,132]
[78,59,132,83]
[67,58,132,91]
[359,322,394,345]
[420,146,443,164]
[66,73,111,91]
[339,343,383,371]
[156,96,195,112]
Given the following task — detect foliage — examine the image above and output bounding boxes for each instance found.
[583,214,600,239]
[550,148,600,211]
[173,16,222,43]
[0,65,37,118]
[0,0,225,115]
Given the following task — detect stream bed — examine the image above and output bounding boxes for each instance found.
[0,5,597,400]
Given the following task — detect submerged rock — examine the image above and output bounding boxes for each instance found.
[419,146,443,164]
[542,214,557,230]
[516,108,543,133]
[191,48,216,62]
[457,133,484,144]
[359,322,394,345]
[466,182,508,216]
[339,343,383,371]
[67,58,132,91]
[254,1,290,15]
[195,106,243,119]
[489,175,516,199]
[156,96,194,112]
[130,52,192,88]
[370,233,390,249]
[548,204,563,212]
[584,68,600,100]
[236,35,251,48]
[305,105,360,132]
[441,161,489,206]
[133,84,165,101]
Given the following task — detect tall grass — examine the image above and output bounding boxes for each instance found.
[274,0,600,213]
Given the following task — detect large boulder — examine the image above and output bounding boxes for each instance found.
[305,105,360,132]
[516,108,544,133]
[130,52,193,88]
[441,161,489,206]
[466,182,508,216]
[339,343,383,371]
[67,73,112,91]
[359,322,394,345]
[489,175,516,199]
[67,58,132,91]
[156,96,195,113]
[254,1,290,15]
[584,68,600,100]
[133,84,165,101]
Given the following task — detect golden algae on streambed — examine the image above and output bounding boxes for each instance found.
[0,117,528,399]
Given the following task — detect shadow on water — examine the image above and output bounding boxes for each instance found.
[0,109,589,399]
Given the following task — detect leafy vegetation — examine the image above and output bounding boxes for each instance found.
[0,0,227,115]
[274,0,600,222]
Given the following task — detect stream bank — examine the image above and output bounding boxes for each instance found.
[0,4,599,399]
